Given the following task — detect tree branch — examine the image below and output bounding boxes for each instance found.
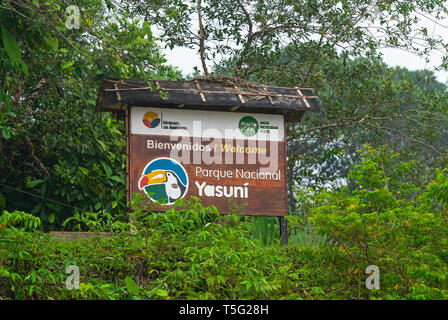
[365,122,444,156]
[197,0,209,76]
[287,114,376,141]
[236,0,253,42]
[24,135,49,177]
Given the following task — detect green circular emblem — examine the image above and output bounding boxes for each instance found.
[239,116,259,137]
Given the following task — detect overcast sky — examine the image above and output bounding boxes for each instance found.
[163,45,448,85]
[379,11,448,84]
[161,13,448,85]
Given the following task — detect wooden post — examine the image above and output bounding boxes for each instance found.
[279,217,288,245]
[280,114,289,246]
[126,105,136,234]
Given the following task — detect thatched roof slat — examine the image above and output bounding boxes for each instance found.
[96,78,321,122]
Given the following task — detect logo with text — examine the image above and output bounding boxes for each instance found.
[143,111,161,129]
[138,157,188,205]
[239,116,259,137]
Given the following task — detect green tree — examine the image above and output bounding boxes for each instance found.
[299,145,448,299]
[0,0,181,228]
[127,0,448,199]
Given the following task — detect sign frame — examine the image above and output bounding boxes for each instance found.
[126,105,288,217]
[96,78,321,244]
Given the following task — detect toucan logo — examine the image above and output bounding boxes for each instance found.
[138,157,188,205]
[142,111,161,129]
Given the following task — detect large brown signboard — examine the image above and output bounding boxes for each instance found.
[128,106,287,216]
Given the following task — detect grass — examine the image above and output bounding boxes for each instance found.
[249,215,328,248]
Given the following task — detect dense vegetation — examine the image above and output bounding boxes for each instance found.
[1,1,448,300]
[1,147,447,299]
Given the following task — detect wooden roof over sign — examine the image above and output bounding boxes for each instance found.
[96,77,320,122]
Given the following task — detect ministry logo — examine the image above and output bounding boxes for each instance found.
[142,111,161,129]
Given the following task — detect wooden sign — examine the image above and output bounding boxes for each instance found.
[128,106,287,216]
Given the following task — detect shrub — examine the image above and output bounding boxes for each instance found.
[1,146,447,300]
[302,145,448,299]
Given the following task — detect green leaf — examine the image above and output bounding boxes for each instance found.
[20,60,29,76]
[1,26,21,62]
[31,203,44,215]
[125,276,138,296]
[46,202,62,212]
[62,60,74,69]
[1,128,10,139]
[101,162,112,178]
[43,32,58,50]
[48,213,55,224]
[110,176,123,183]
[153,289,168,297]
[4,94,11,113]
[25,179,45,189]
[142,21,153,40]
[97,140,107,151]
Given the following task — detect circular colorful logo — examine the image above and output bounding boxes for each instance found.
[138,157,188,205]
[239,116,259,137]
[143,111,161,129]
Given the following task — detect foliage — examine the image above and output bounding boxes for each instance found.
[0,198,316,300]
[130,0,448,75]
[0,0,447,301]
[1,1,447,231]
[297,145,448,299]
[130,0,448,203]
[249,216,279,246]
[61,209,129,234]
[1,145,448,300]
[0,1,181,229]
[0,210,42,231]
[286,60,448,199]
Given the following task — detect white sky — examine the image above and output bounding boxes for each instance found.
[378,12,448,85]
[381,49,448,83]
[161,12,448,84]
[164,48,448,83]
[163,46,448,84]
[163,47,202,77]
